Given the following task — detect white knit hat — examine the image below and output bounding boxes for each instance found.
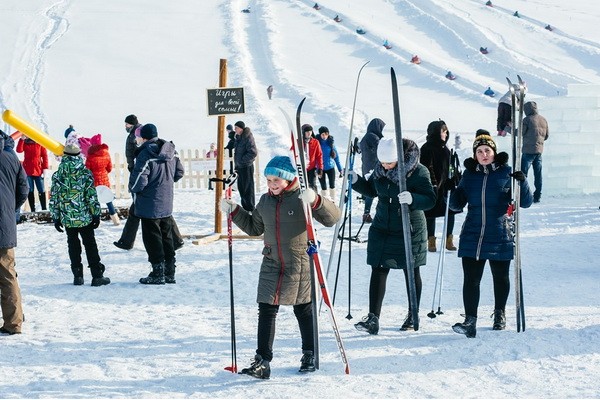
[377,137,397,163]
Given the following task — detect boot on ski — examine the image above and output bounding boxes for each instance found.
[355,313,379,335]
[299,350,316,373]
[452,315,477,338]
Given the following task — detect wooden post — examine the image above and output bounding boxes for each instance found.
[215,59,227,234]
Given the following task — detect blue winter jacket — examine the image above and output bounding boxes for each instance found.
[317,136,343,172]
[0,133,28,248]
[129,138,184,219]
[449,153,533,261]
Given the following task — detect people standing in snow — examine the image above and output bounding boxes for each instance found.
[359,118,385,223]
[316,126,343,200]
[85,134,120,225]
[16,134,48,212]
[220,155,341,379]
[0,130,28,335]
[449,134,532,338]
[129,124,184,285]
[301,124,323,193]
[49,143,110,287]
[350,137,436,334]
[233,121,258,212]
[420,120,460,253]
[521,101,549,203]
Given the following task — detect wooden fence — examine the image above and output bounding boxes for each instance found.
[39,148,260,200]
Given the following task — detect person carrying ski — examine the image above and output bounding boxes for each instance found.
[349,137,436,334]
[419,120,460,253]
[359,118,385,223]
[221,155,341,379]
[301,124,323,193]
[449,134,532,338]
[316,126,343,200]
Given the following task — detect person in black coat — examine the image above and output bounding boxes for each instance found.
[419,120,460,252]
[449,134,532,338]
[0,130,28,335]
[233,121,258,212]
[350,137,436,334]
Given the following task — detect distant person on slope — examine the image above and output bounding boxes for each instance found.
[221,155,341,379]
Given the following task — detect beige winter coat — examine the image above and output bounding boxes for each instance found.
[232,181,341,305]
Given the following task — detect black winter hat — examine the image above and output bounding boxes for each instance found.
[475,128,490,137]
[302,124,313,133]
[473,134,497,155]
[226,124,233,131]
[140,123,158,140]
[234,121,245,129]
[125,114,138,125]
[318,126,329,134]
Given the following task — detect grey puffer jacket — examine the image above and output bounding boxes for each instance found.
[0,132,28,248]
[359,118,385,176]
[231,181,341,305]
[522,101,549,155]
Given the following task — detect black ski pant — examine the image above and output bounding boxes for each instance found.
[236,165,255,212]
[307,168,319,192]
[461,257,511,318]
[119,202,183,246]
[318,168,337,190]
[140,216,175,265]
[66,223,101,269]
[256,302,313,362]
[368,265,422,318]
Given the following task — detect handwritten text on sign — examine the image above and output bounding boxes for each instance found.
[207,87,245,116]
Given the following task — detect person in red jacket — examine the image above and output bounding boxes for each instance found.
[85,135,120,225]
[301,124,323,192]
[16,135,48,211]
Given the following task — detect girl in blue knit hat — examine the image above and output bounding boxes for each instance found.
[221,155,341,379]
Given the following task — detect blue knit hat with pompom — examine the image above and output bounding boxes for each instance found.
[264,156,296,182]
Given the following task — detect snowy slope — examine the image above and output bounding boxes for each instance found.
[1,0,600,398]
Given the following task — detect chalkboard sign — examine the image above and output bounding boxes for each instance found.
[206,87,245,116]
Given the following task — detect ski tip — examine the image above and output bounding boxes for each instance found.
[390,66,395,74]
[345,365,350,375]
[299,97,306,106]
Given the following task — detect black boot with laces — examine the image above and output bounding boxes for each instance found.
[354,313,379,335]
[240,354,270,379]
[399,312,414,331]
[492,309,506,330]
[299,350,316,373]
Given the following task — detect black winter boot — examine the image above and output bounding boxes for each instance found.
[164,259,176,284]
[27,192,36,212]
[452,315,477,338]
[399,312,415,331]
[71,264,84,286]
[139,262,165,285]
[240,354,270,379]
[354,313,379,335]
[90,263,111,286]
[39,192,47,210]
[299,350,316,373]
[492,309,506,330]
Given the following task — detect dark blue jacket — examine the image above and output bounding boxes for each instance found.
[359,118,385,176]
[129,138,184,219]
[0,133,29,248]
[233,127,258,169]
[449,153,533,261]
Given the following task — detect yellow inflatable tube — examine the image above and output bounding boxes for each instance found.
[2,109,64,156]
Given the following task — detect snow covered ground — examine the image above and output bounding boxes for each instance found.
[1,0,600,398]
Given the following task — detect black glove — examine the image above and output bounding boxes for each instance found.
[339,169,344,178]
[91,216,100,229]
[54,220,64,233]
[444,178,457,192]
[510,171,526,182]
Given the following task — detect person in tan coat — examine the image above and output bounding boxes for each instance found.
[221,155,341,379]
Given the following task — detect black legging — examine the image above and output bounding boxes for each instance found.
[318,168,337,190]
[461,257,511,317]
[256,302,313,362]
[368,265,422,318]
[426,214,455,237]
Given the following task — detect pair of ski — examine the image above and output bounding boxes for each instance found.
[507,75,527,333]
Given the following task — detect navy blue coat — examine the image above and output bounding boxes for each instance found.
[129,138,184,219]
[0,133,29,248]
[449,153,533,261]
